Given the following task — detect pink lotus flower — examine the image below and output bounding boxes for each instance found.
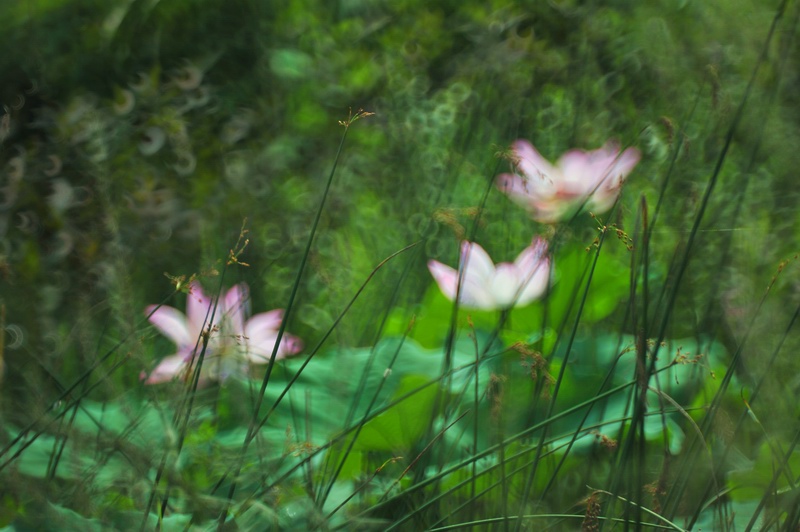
[496,140,640,223]
[143,282,302,384]
[427,238,550,311]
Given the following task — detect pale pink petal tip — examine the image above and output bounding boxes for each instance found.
[282,334,303,356]
[146,306,191,347]
[143,354,187,385]
[428,259,459,302]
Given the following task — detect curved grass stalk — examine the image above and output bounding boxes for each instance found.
[429,514,679,531]
[514,221,609,531]
[337,380,636,529]
[216,110,367,527]
[0,290,179,471]
[143,266,231,530]
[679,2,800,527]
[316,313,417,510]
[376,406,696,531]
[590,488,687,532]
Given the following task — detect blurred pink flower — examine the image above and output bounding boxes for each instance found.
[143,282,302,384]
[496,140,640,223]
[427,238,550,311]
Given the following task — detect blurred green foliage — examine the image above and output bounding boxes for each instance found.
[1,0,799,528]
